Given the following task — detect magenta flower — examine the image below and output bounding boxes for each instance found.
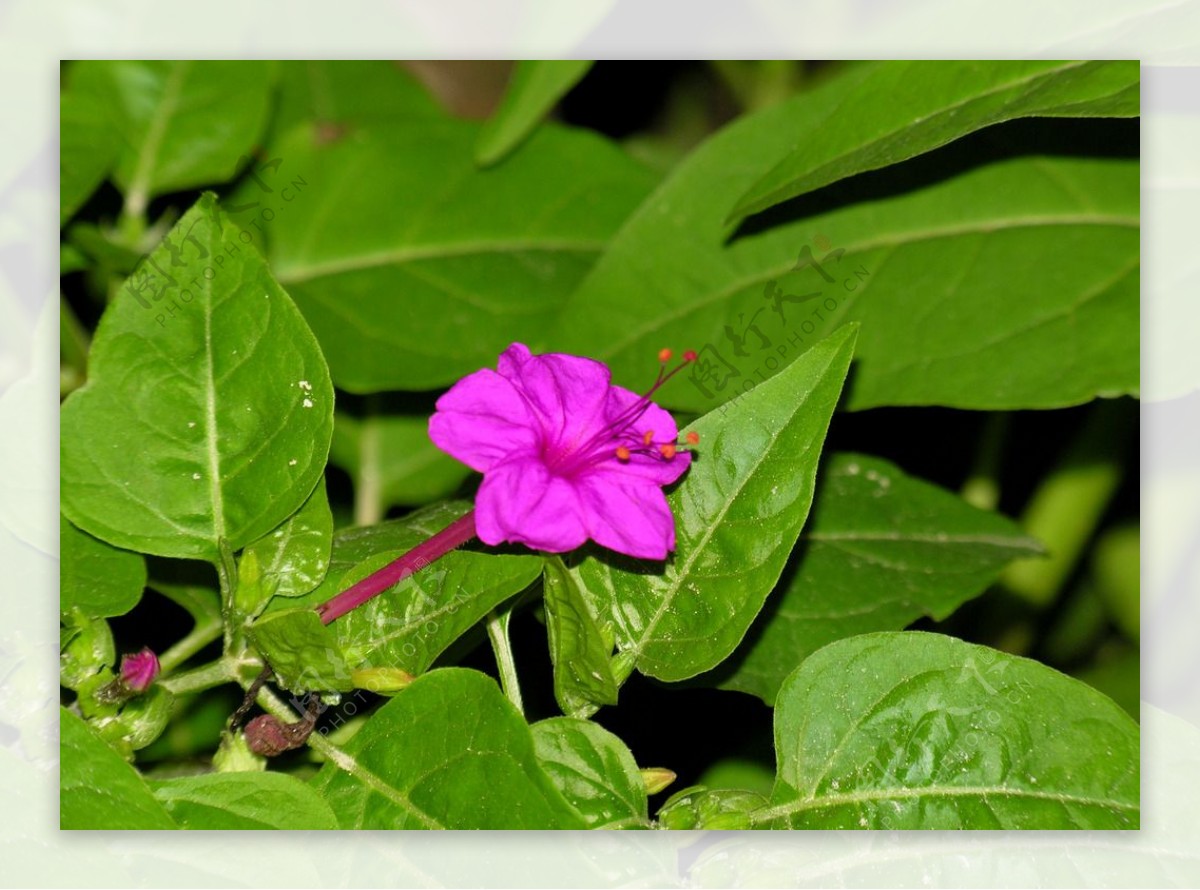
[429,343,697,560]
[119,647,160,692]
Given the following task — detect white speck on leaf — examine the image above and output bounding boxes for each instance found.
[303,398,313,408]
[187,421,196,428]
[288,458,297,466]
[298,380,312,391]
[192,473,201,480]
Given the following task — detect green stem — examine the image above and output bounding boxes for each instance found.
[214,539,241,651]
[1002,400,1131,608]
[354,402,385,526]
[961,412,1009,512]
[160,658,233,695]
[486,608,524,716]
[157,617,223,674]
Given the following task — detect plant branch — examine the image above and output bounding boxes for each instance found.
[160,658,233,695]
[157,617,223,674]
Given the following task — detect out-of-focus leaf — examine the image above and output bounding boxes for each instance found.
[59,91,118,225]
[729,60,1139,220]
[329,411,470,511]
[249,118,656,392]
[554,115,1137,412]
[475,60,593,166]
[68,61,274,206]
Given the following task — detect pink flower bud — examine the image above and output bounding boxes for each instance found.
[119,647,160,692]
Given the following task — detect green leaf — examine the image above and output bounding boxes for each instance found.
[329,410,470,511]
[570,325,857,682]
[758,632,1140,829]
[59,90,118,225]
[311,668,585,828]
[280,501,542,676]
[60,707,176,829]
[1092,523,1140,641]
[556,138,1137,411]
[715,453,1043,703]
[270,60,440,138]
[531,717,650,829]
[254,118,656,392]
[543,555,620,717]
[152,771,338,829]
[475,60,593,166]
[60,193,335,561]
[60,514,146,619]
[68,61,274,207]
[251,608,353,693]
[238,477,333,608]
[728,60,1139,220]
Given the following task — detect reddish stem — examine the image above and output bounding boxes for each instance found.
[316,510,478,625]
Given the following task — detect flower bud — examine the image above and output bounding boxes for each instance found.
[119,647,160,692]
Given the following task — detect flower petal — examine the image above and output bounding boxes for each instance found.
[497,344,611,450]
[475,456,589,553]
[429,368,539,473]
[576,470,677,560]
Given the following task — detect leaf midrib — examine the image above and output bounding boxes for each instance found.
[591,212,1137,362]
[125,60,192,211]
[804,530,1041,550]
[750,782,1137,825]
[201,259,225,547]
[322,744,444,829]
[276,237,608,284]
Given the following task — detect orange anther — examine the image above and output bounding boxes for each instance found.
[659,443,677,459]
[658,348,673,363]
[683,349,698,362]
[685,431,700,445]
[643,429,655,446]
[615,445,631,461]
